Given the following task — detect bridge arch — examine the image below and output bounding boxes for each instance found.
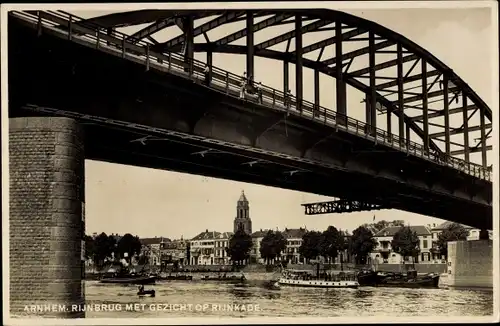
[83,8,492,167]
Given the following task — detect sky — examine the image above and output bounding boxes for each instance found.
[73,5,495,240]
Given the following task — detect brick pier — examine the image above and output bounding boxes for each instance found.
[9,117,85,318]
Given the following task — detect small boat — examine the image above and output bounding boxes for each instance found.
[100,275,157,285]
[278,269,359,289]
[137,289,156,297]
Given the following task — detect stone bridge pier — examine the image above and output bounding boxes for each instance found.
[9,117,85,318]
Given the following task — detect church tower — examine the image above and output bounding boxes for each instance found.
[233,190,252,235]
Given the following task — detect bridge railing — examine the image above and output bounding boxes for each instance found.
[11,10,491,181]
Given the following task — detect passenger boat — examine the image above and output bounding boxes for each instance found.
[357,268,440,288]
[100,275,157,285]
[278,269,359,289]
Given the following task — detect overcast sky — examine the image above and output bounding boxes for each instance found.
[76,5,494,240]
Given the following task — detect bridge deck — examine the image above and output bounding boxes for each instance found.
[9,10,491,182]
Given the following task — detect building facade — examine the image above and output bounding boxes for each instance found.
[189,230,232,265]
[140,237,170,266]
[161,238,189,266]
[370,226,433,264]
[250,229,268,264]
[282,228,307,264]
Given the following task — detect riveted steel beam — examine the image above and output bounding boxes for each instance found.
[127,18,177,44]
[295,15,303,112]
[246,11,255,82]
[462,95,470,162]
[422,58,429,152]
[336,22,347,117]
[451,145,492,156]
[284,61,289,93]
[368,32,377,132]
[350,54,419,77]
[214,14,294,47]
[480,107,488,167]
[443,74,451,156]
[399,86,459,104]
[322,40,394,66]
[255,18,333,50]
[292,27,366,55]
[155,11,246,51]
[376,70,441,90]
[430,123,492,138]
[411,105,477,121]
[302,199,388,215]
[314,69,320,116]
[397,43,405,146]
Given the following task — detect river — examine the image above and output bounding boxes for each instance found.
[84,273,493,318]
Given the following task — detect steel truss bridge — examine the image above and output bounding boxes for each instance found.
[8,9,493,227]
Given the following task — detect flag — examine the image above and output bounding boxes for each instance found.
[373,215,376,221]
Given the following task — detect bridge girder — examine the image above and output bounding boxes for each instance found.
[51,9,493,168]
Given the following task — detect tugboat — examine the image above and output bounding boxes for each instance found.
[357,265,440,288]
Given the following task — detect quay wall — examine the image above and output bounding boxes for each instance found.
[86,263,446,274]
[447,240,493,288]
[9,117,85,318]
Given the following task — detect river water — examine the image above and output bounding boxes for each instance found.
[84,273,493,318]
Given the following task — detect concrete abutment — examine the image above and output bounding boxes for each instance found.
[447,240,493,289]
[9,117,85,318]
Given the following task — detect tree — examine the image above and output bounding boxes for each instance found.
[436,223,469,259]
[116,233,142,262]
[137,254,149,265]
[93,232,116,266]
[298,231,322,263]
[349,226,377,265]
[226,229,253,265]
[391,226,420,263]
[361,219,405,233]
[260,230,287,264]
[84,235,96,261]
[319,226,343,263]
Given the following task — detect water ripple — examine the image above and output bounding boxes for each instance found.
[83,278,493,318]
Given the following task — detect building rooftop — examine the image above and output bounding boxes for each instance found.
[283,227,307,239]
[251,229,269,238]
[191,230,233,241]
[140,237,170,245]
[432,221,474,231]
[374,225,431,237]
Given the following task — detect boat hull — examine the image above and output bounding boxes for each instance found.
[100,276,157,285]
[378,275,440,288]
[278,278,359,289]
[357,271,440,288]
[201,277,245,282]
[159,276,193,281]
[137,290,156,297]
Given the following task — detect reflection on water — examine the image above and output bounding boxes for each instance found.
[85,275,493,318]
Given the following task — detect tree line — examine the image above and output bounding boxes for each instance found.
[84,232,144,266]
[224,220,469,265]
[85,221,468,267]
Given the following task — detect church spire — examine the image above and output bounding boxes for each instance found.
[238,190,248,203]
[234,190,252,234]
